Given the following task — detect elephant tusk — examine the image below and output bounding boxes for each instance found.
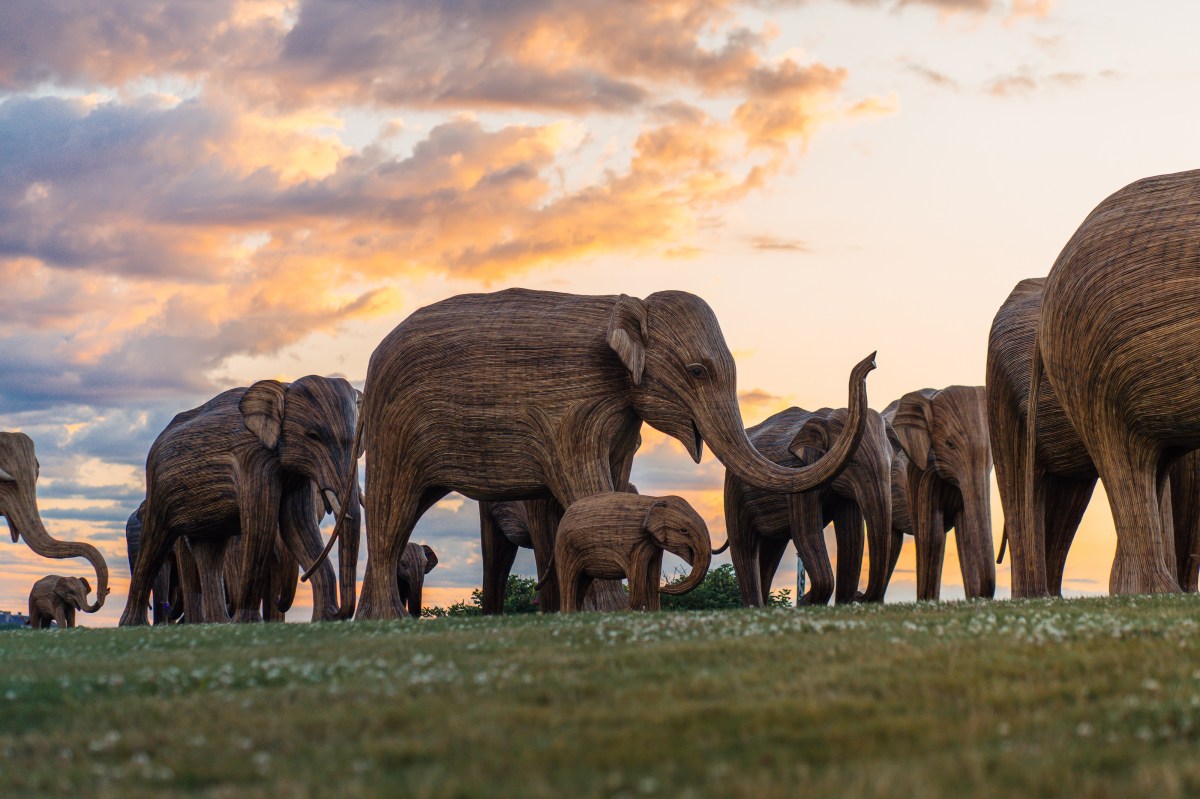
[324,489,342,518]
[359,491,366,509]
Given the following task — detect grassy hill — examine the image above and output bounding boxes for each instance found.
[3,595,1200,797]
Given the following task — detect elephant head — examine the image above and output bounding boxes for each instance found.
[239,376,362,618]
[0,433,109,611]
[611,292,876,495]
[55,576,96,613]
[643,496,712,596]
[888,386,995,598]
[396,543,438,617]
[791,408,894,602]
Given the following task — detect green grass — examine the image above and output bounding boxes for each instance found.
[4,595,1200,797]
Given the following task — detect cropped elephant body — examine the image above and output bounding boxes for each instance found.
[0,433,109,611]
[28,575,98,629]
[724,407,894,607]
[356,288,873,619]
[549,493,712,612]
[119,376,361,626]
[884,387,995,601]
[1036,169,1200,595]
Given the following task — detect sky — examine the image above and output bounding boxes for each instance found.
[0,0,1196,624]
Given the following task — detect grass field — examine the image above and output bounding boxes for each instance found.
[4,595,1200,797]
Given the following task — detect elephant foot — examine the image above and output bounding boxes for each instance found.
[231,609,262,623]
[355,591,409,621]
[310,604,340,623]
[1110,558,1181,596]
[118,607,149,627]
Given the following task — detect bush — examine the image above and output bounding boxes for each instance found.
[421,574,540,618]
[660,564,792,611]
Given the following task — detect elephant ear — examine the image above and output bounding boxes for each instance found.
[53,577,74,604]
[642,499,669,548]
[607,294,649,386]
[788,416,831,463]
[422,545,438,574]
[80,577,91,596]
[891,389,937,470]
[240,380,288,450]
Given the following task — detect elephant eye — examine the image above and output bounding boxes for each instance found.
[686,363,708,380]
[945,439,955,449]
[306,431,322,442]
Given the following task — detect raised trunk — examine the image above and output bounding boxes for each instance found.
[704,354,875,494]
[20,516,109,612]
[659,540,711,596]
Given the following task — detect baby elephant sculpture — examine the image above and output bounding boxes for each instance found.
[28,575,104,629]
[544,493,713,612]
[396,542,439,617]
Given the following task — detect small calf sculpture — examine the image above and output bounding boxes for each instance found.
[28,575,105,629]
[543,493,714,612]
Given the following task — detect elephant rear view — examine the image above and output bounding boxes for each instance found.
[1037,169,1200,595]
[355,288,874,619]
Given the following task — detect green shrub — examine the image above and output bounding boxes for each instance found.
[421,574,540,618]
[660,563,792,610]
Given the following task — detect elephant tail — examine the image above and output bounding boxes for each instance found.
[997,523,1008,564]
[535,555,556,591]
[712,538,730,555]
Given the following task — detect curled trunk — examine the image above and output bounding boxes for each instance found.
[21,517,109,612]
[659,540,711,596]
[705,354,875,494]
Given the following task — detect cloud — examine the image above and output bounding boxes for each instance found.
[905,62,962,90]
[985,69,1094,98]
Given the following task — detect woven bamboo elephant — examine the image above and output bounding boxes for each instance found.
[724,407,894,607]
[0,433,109,610]
[396,542,438,617]
[1035,169,1200,595]
[349,288,874,619]
[544,493,712,612]
[884,387,995,601]
[988,277,1200,596]
[28,575,103,629]
[126,503,182,624]
[119,376,361,626]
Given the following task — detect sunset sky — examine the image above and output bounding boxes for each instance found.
[1,0,1195,624]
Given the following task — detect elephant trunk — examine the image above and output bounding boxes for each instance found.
[407,577,422,618]
[334,477,361,619]
[19,515,109,612]
[957,477,996,599]
[703,354,875,494]
[857,480,894,603]
[659,537,711,596]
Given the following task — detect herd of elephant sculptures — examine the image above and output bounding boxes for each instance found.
[3,168,1200,628]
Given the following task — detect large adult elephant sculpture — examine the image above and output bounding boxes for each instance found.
[0,432,109,611]
[883,387,995,601]
[1036,170,1200,595]
[724,407,894,607]
[988,277,1200,596]
[350,288,875,619]
[119,376,360,626]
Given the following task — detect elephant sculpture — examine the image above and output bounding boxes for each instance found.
[119,376,361,626]
[542,493,712,612]
[28,575,103,629]
[724,407,894,607]
[987,277,1200,596]
[396,541,439,617]
[1035,169,1200,595]
[0,432,109,610]
[344,288,874,619]
[126,503,182,624]
[883,387,995,601]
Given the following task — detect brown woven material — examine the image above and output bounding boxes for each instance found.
[479,499,630,613]
[28,575,100,629]
[396,541,438,617]
[724,407,894,607]
[548,492,712,612]
[356,288,875,619]
[0,432,109,611]
[125,504,182,624]
[883,387,995,600]
[1036,169,1200,595]
[118,376,361,625]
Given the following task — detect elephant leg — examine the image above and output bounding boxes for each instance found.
[174,539,202,623]
[991,389,1048,598]
[756,535,790,605]
[151,562,171,625]
[1043,476,1096,596]
[911,468,947,601]
[119,502,177,627]
[884,529,905,586]
[1171,452,1200,592]
[65,607,76,629]
[725,476,765,607]
[790,492,833,606]
[1090,431,1179,595]
[832,501,865,604]
[581,579,630,611]
[526,499,564,613]
[53,605,69,629]
[480,502,520,616]
[359,485,445,620]
[232,473,284,623]
[279,482,336,622]
[643,551,663,612]
[559,563,589,614]
[269,539,299,621]
[189,537,231,624]
[1158,469,1179,583]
